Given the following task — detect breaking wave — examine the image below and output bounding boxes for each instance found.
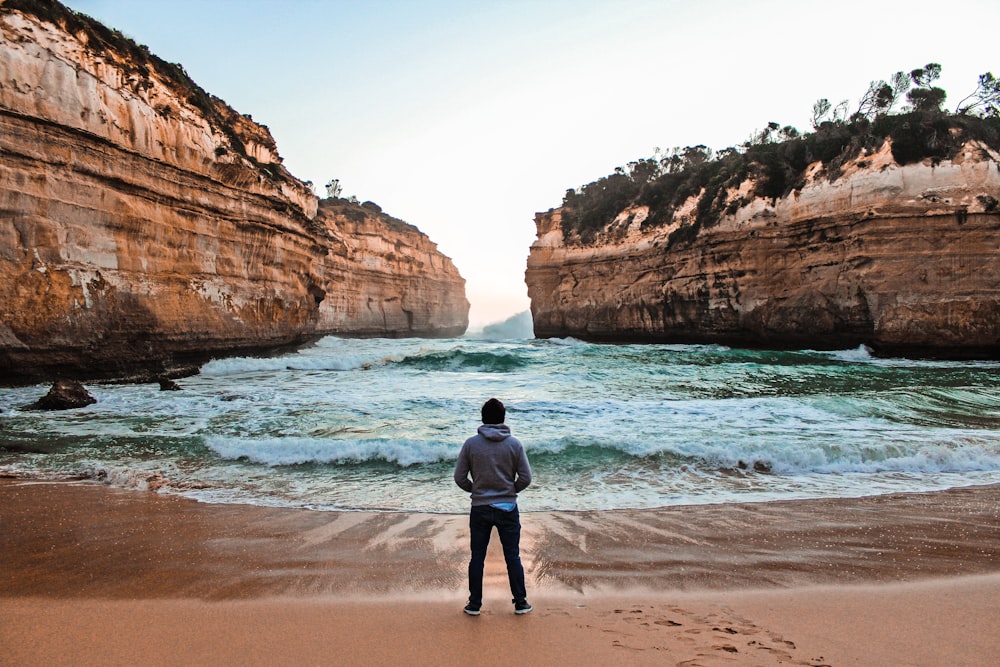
[3,336,999,512]
[206,436,454,467]
[393,348,531,372]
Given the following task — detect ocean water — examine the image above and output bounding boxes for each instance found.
[1,336,999,513]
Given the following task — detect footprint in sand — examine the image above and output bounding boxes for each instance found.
[602,603,817,666]
[713,643,739,653]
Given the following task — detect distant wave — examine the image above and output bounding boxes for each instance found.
[471,311,534,340]
[820,344,1000,369]
[200,353,370,375]
[825,344,875,362]
[199,343,538,376]
[393,348,530,372]
[540,336,590,347]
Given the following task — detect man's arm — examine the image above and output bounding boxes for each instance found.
[454,441,473,492]
[513,443,531,492]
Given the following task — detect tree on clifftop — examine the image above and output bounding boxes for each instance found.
[905,63,946,112]
[956,73,1000,117]
[854,70,911,120]
[559,63,1000,246]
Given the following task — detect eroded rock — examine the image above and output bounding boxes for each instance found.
[30,380,97,410]
[526,143,1000,358]
[157,377,182,391]
[0,3,468,385]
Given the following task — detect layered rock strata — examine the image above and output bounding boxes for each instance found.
[526,142,1000,357]
[314,200,469,336]
[0,1,468,384]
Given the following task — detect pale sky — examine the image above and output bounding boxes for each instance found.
[64,0,999,328]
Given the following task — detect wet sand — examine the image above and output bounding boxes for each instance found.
[2,479,999,665]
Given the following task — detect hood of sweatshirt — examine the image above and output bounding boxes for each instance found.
[477,424,511,441]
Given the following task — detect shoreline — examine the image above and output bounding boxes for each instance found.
[2,479,999,665]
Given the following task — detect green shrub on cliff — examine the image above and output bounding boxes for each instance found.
[559,64,1000,247]
[3,0,278,172]
[319,198,418,234]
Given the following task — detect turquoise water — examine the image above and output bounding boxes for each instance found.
[1,336,999,512]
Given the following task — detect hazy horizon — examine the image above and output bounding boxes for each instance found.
[64,0,1000,328]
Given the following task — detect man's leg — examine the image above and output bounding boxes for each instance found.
[467,505,493,606]
[495,507,527,603]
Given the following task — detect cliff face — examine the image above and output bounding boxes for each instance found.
[314,200,468,337]
[526,141,1000,357]
[0,1,467,384]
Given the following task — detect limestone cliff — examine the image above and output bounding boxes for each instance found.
[0,1,468,384]
[313,200,468,337]
[526,141,1000,358]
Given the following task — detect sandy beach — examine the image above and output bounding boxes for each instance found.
[2,479,998,666]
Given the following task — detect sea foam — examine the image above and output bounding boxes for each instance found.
[3,336,999,513]
[205,436,453,467]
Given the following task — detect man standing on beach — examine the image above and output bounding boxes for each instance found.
[454,397,533,616]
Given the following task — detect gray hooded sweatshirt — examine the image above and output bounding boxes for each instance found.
[454,424,532,506]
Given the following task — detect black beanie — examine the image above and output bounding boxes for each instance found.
[481,398,506,424]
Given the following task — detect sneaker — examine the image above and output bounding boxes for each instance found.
[464,602,481,616]
[514,600,533,615]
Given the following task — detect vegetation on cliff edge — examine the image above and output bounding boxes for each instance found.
[319,198,421,236]
[2,0,289,183]
[560,65,1000,246]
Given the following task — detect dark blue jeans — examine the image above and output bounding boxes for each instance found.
[468,504,527,605]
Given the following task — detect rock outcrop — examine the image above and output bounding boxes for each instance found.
[526,141,1000,357]
[29,379,96,410]
[0,1,468,384]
